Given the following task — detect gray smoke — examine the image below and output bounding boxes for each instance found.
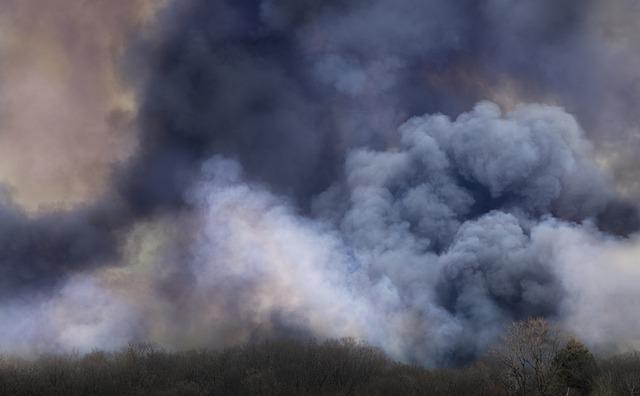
[1,0,640,367]
[309,102,615,363]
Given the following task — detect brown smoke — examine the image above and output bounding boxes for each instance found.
[0,0,161,211]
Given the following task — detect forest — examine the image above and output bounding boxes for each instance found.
[1,318,638,396]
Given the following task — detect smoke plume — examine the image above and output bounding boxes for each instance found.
[1,0,640,366]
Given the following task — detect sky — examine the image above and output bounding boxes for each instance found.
[1,0,640,366]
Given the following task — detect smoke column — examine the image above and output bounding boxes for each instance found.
[1,0,640,366]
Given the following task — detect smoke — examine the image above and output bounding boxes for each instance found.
[1,0,640,366]
[309,102,623,363]
[0,0,167,299]
[0,0,159,211]
[4,104,639,366]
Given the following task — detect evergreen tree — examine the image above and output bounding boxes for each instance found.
[553,339,597,395]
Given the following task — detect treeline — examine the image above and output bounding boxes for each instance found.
[0,319,638,395]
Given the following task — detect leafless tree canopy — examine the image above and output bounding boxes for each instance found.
[491,318,566,395]
[0,322,639,395]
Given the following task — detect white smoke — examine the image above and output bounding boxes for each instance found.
[0,276,139,356]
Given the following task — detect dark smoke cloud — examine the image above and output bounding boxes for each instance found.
[126,0,639,210]
[310,102,610,363]
[0,194,129,300]
[1,0,640,366]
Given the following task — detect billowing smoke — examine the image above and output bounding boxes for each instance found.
[1,0,640,366]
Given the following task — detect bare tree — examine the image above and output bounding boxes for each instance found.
[491,318,565,396]
[595,351,640,396]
